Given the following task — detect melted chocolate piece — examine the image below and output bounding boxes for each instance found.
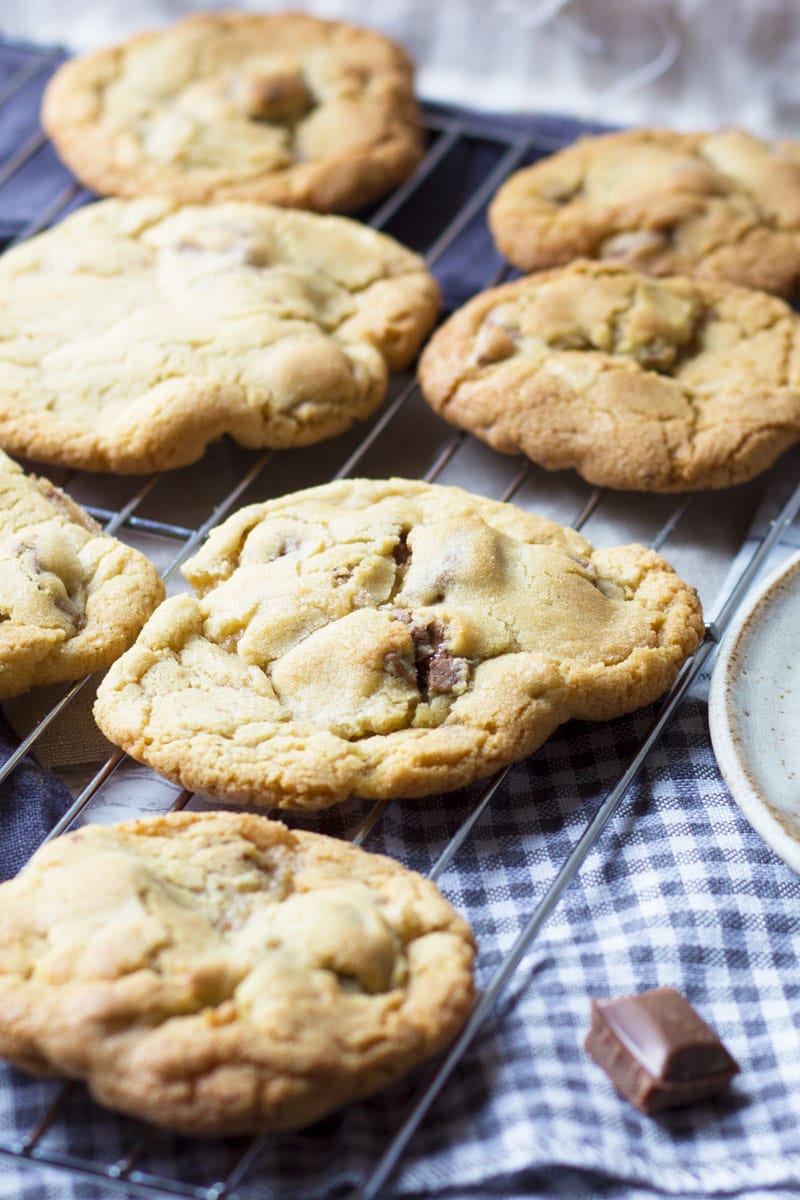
[54,594,84,627]
[383,649,415,685]
[585,987,739,1113]
[426,644,464,693]
[410,621,448,694]
[386,612,470,696]
[233,70,313,122]
[392,535,411,568]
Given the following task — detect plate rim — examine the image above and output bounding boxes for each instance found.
[708,548,800,873]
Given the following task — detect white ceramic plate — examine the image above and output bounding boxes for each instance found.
[709,550,800,872]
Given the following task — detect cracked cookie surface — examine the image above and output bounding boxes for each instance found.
[42,11,423,213]
[0,197,439,472]
[0,810,475,1134]
[488,128,800,298]
[418,260,800,491]
[93,477,703,807]
[0,450,164,699]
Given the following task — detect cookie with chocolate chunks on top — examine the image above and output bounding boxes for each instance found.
[418,260,800,492]
[93,478,703,808]
[0,198,439,473]
[0,449,164,700]
[0,811,475,1134]
[488,127,800,299]
[41,11,424,213]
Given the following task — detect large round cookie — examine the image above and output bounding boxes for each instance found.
[0,450,164,699]
[41,11,424,213]
[93,478,704,808]
[418,261,800,492]
[488,128,800,298]
[0,811,475,1134]
[0,198,439,472]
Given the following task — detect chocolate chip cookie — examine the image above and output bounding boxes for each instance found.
[42,11,423,213]
[489,128,800,298]
[0,450,164,699]
[93,478,703,807]
[0,198,439,472]
[418,260,800,491]
[0,811,475,1134]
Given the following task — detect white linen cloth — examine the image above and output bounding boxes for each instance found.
[3,0,800,138]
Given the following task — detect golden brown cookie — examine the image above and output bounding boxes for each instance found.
[418,260,800,492]
[0,450,164,699]
[0,198,439,473]
[41,11,424,213]
[0,811,475,1134]
[93,478,703,808]
[488,128,800,298]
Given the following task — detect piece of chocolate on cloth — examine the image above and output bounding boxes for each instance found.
[0,712,72,882]
[585,986,740,1113]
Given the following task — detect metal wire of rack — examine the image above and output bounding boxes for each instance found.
[1,37,799,1200]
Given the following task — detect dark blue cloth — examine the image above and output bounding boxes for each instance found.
[0,714,71,880]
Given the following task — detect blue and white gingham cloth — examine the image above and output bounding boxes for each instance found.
[3,36,800,1199]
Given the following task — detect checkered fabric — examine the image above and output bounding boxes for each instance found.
[2,36,800,1200]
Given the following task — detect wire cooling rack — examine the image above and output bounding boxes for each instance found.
[1,35,800,1200]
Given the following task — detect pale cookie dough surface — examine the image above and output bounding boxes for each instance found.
[0,811,475,1134]
[42,11,424,213]
[93,478,704,808]
[418,261,800,492]
[0,450,164,700]
[0,198,439,473]
[488,128,800,298]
